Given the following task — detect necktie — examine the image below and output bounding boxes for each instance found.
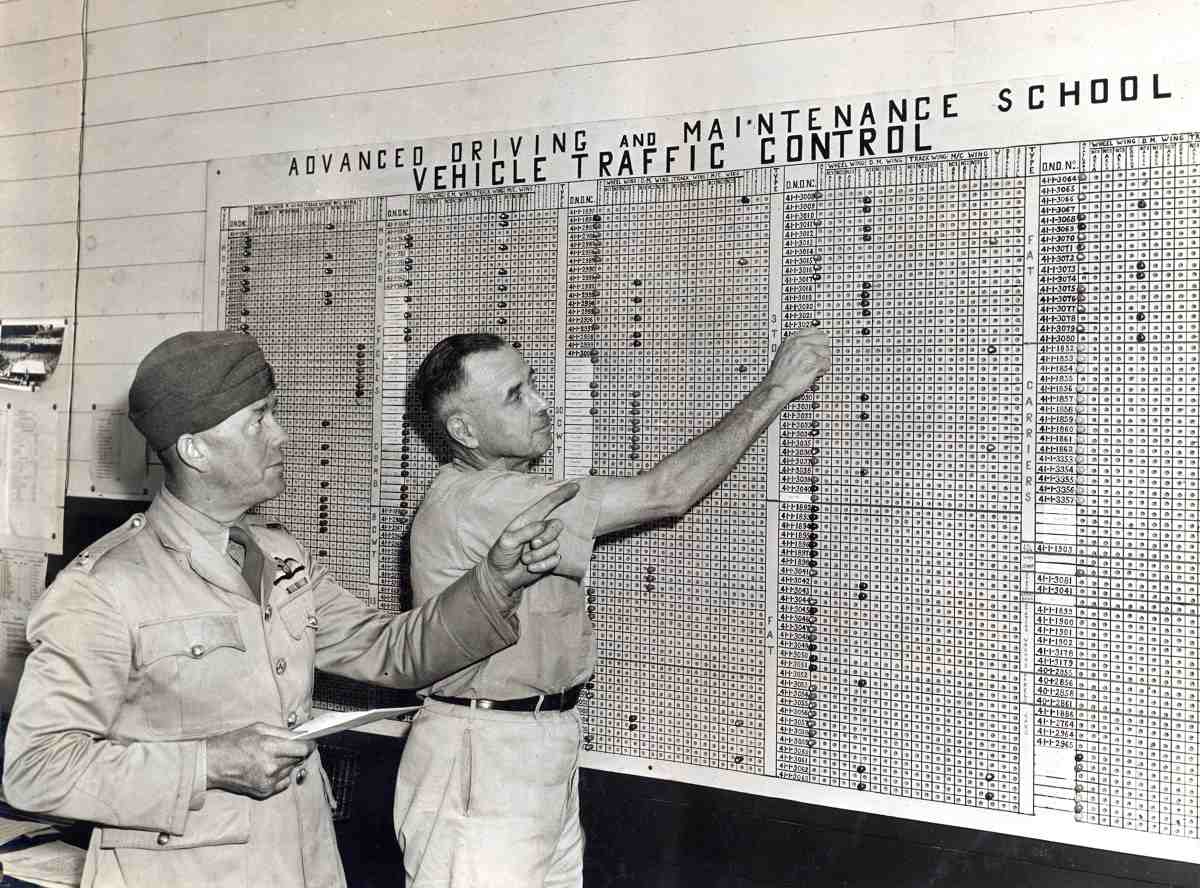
[228,525,265,599]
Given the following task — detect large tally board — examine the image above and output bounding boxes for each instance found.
[204,67,1200,861]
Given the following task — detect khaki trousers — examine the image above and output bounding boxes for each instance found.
[394,698,583,888]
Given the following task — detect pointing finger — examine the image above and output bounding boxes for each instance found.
[499,517,564,552]
[506,483,579,528]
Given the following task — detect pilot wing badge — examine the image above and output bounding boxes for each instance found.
[272,555,307,593]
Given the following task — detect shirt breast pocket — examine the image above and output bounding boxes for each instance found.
[277,587,317,697]
[526,583,576,615]
[278,586,318,643]
[134,613,248,737]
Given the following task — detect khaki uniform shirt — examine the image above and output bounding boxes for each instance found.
[3,488,518,888]
[410,465,602,699]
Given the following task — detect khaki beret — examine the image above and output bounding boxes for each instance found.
[129,331,275,452]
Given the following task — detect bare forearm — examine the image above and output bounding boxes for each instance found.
[655,380,790,509]
[594,328,829,536]
[597,380,792,535]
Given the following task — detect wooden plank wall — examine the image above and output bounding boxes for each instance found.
[0,0,82,311]
[0,0,83,544]
[1,0,1190,497]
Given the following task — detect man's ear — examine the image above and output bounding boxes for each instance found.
[174,432,208,473]
[444,412,477,450]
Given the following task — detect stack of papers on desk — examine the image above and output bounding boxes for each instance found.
[0,817,57,848]
[0,840,84,887]
[0,815,83,887]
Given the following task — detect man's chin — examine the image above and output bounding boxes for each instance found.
[264,470,286,498]
[530,441,552,468]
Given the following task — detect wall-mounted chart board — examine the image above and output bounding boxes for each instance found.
[204,65,1199,862]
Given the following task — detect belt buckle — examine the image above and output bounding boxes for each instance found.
[475,699,494,710]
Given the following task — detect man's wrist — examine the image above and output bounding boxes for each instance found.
[475,560,520,618]
[755,378,793,406]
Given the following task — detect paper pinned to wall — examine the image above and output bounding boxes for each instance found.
[2,316,75,518]
[0,549,46,709]
[89,409,149,497]
[0,404,66,553]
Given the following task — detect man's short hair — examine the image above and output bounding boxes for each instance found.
[411,333,507,427]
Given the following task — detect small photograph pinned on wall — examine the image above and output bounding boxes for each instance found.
[0,321,67,393]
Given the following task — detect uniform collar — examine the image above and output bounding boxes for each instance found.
[149,487,253,599]
[152,485,232,551]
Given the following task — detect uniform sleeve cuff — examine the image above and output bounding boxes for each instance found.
[189,740,207,811]
[436,562,520,658]
[162,740,203,835]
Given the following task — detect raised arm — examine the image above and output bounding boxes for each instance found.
[594,328,830,536]
[2,485,582,825]
[314,483,580,686]
[198,484,583,801]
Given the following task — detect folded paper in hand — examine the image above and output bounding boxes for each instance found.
[291,706,420,740]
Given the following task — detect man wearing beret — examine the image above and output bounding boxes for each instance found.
[3,330,576,888]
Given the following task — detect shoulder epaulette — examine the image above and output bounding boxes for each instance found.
[72,513,148,573]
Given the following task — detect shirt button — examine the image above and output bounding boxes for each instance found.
[275,658,287,675]
[189,643,206,659]
[295,767,307,785]
[286,712,298,728]
[263,604,273,621]
[156,832,170,846]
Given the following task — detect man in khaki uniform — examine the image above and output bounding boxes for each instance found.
[3,331,576,888]
[395,328,830,887]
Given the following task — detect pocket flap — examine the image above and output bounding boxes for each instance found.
[99,791,250,850]
[278,589,317,640]
[136,613,245,669]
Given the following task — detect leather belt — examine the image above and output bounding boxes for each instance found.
[429,683,584,712]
